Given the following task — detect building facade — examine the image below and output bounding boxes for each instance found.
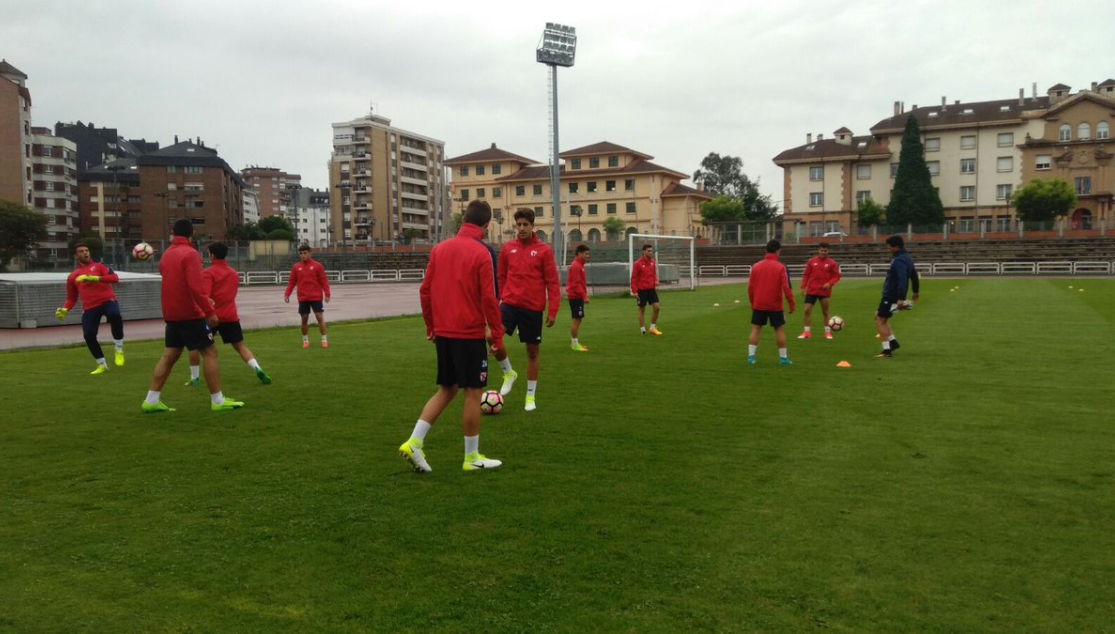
[0,60,33,208]
[328,111,446,243]
[774,81,1115,236]
[446,141,710,244]
[242,188,260,225]
[30,127,79,259]
[241,166,301,219]
[288,187,330,247]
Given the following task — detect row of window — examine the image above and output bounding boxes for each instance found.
[817,183,1019,208]
[570,156,620,170]
[167,166,204,174]
[570,202,637,215]
[1058,121,1110,141]
[460,179,638,201]
[460,164,502,177]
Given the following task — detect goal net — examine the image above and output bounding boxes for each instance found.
[628,233,696,291]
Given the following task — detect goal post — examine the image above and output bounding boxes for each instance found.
[628,233,696,291]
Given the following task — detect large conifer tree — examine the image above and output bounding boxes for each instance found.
[887,115,945,226]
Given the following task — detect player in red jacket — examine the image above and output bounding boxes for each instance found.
[493,208,560,412]
[55,242,125,374]
[798,242,841,340]
[398,200,506,473]
[631,244,663,336]
[284,244,331,348]
[566,244,591,352]
[142,219,243,413]
[747,240,795,365]
[184,242,272,387]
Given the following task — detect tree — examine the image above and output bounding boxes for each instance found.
[226,222,267,241]
[266,229,295,241]
[68,232,105,260]
[258,215,295,236]
[0,200,48,270]
[602,216,625,240]
[698,195,745,224]
[887,116,945,226]
[1011,178,1077,223]
[692,152,777,220]
[855,198,886,227]
[448,212,463,235]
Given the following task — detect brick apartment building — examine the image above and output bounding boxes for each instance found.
[0,59,33,207]
[241,166,301,219]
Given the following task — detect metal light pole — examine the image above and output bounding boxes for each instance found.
[537,22,576,262]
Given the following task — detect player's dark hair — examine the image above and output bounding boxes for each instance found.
[575,244,590,254]
[298,244,311,253]
[513,208,535,225]
[73,242,88,253]
[818,242,830,250]
[642,244,653,251]
[208,242,228,260]
[886,235,905,248]
[766,239,781,253]
[173,218,193,237]
[462,200,492,226]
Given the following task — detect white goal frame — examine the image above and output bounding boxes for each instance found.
[628,233,697,290]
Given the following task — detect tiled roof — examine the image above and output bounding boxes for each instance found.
[773,135,891,164]
[833,126,853,134]
[1097,79,1115,88]
[0,59,28,79]
[660,182,712,199]
[445,144,537,166]
[869,97,1051,133]
[559,141,652,159]
[1048,83,1071,91]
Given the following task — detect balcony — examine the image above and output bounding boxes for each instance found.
[355,216,373,226]
[355,152,371,160]
[401,191,429,202]
[353,186,371,194]
[402,221,429,231]
[400,175,427,187]
[400,160,427,172]
[400,145,427,157]
[354,202,372,211]
[354,136,370,144]
[354,170,370,177]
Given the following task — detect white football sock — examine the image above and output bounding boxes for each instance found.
[824,326,831,333]
[571,337,578,346]
[210,391,224,405]
[641,327,647,333]
[527,380,537,397]
[649,323,656,330]
[95,357,107,367]
[499,358,512,373]
[464,435,479,456]
[804,326,811,333]
[748,345,757,356]
[321,335,328,343]
[779,347,788,358]
[882,341,891,351]
[247,358,261,371]
[190,365,200,380]
[302,335,309,343]
[888,334,896,342]
[411,420,432,442]
[145,391,160,405]
[113,339,124,351]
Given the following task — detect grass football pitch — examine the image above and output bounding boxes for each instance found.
[1,278,1113,632]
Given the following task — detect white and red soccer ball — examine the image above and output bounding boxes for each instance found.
[480,390,503,415]
[132,242,154,261]
[827,316,845,332]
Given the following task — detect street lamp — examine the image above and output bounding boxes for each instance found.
[537,22,576,264]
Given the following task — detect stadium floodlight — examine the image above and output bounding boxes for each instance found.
[537,22,576,265]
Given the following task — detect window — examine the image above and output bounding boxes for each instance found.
[925,138,940,152]
[515,185,525,196]
[997,157,1013,172]
[589,157,600,168]
[571,158,581,170]
[606,180,616,192]
[625,179,635,191]
[186,201,204,209]
[569,182,579,194]
[476,165,485,176]
[959,217,975,233]
[588,203,598,215]
[492,164,501,175]
[961,135,977,150]
[476,188,486,198]
[927,161,940,176]
[960,158,976,174]
[1059,124,1072,142]
[826,221,840,234]
[44,164,55,174]
[1035,154,1051,170]
[809,165,823,181]
[587,181,597,193]
[996,184,1012,200]
[855,190,871,204]
[997,216,1012,232]
[533,184,543,195]
[856,164,871,180]
[166,166,177,173]
[809,221,822,237]
[45,181,55,191]
[1098,121,1110,140]
[625,202,636,214]
[492,187,502,198]
[1075,177,1091,195]
[608,156,619,167]
[960,186,975,201]
[459,166,469,177]
[890,163,899,178]
[809,192,823,207]
[997,133,1014,147]
[534,206,543,218]
[167,183,177,191]
[460,189,469,201]
[184,166,203,174]
[607,203,617,214]
[1077,122,1091,140]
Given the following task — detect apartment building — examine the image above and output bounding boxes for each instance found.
[0,59,33,207]
[328,111,446,243]
[241,166,301,218]
[447,141,710,243]
[55,121,159,176]
[288,187,330,247]
[774,80,1115,236]
[30,128,79,259]
[243,189,260,224]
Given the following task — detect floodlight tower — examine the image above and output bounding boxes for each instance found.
[537,22,576,263]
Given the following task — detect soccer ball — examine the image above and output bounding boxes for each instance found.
[132,242,154,261]
[827,316,845,332]
[480,390,503,415]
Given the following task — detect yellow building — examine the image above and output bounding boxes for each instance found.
[446,141,710,244]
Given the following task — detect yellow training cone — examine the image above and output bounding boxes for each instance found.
[734,300,741,303]
[837,361,852,368]
[713,303,720,307]
[1079,289,1084,292]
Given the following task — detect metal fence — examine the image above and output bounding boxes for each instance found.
[692,261,1114,277]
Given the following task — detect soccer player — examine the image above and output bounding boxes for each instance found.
[141,218,243,413]
[567,244,590,352]
[875,235,920,358]
[183,242,272,387]
[798,242,841,340]
[631,244,663,336]
[55,242,125,374]
[284,244,331,348]
[747,239,795,365]
[398,200,505,473]
[493,208,560,412]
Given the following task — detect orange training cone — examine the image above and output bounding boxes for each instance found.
[837,361,852,368]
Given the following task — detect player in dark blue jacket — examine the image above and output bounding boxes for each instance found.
[875,235,920,358]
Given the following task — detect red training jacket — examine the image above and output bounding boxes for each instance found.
[420,223,504,346]
[159,236,214,321]
[566,258,587,300]
[203,259,240,323]
[801,256,841,297]
[749,253,795,312]
[498,235,560,319]
[284,258,330,302]
[63,262,119,312]
[630,256,657,293]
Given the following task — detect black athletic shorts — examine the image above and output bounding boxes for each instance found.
[214,321,245,345]
[501,303,543,344]
[751,310,786,328]
[876,299,894,320]
[165,319,214,351]
[636,289,659,307]
[435,337,488,388]
[298,300,325,315]
[804,294,828,305]
[568,299,585,320]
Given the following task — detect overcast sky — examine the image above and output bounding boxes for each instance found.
[4,0,1113,202]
